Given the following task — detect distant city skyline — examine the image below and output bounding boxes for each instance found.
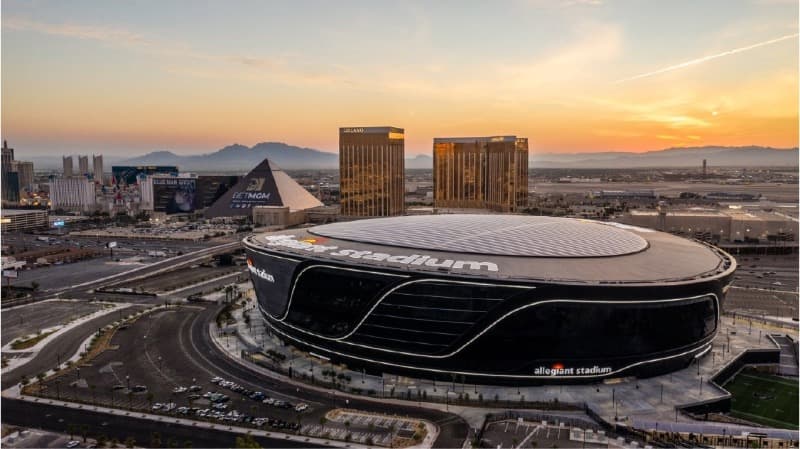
[1,0,798,157]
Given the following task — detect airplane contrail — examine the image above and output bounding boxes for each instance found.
[615,33,799,84]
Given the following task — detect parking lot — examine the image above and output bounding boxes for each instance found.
[2,300,109,344]
[316,410,425,447]
[481,420,607,448]
[2,427,83,449]
[69,222,242,242]
[30,304,412,447]
[35,307,320,433]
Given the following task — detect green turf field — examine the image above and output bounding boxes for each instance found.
[724,368,798,430]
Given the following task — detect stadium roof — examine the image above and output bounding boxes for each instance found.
[247,215,735,284]
[311,215,647,257]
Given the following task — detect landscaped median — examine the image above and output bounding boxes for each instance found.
[10,330,58,350]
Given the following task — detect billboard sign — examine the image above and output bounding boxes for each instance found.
[112,166,178,185]
[3,270,18,279]
[152,178,196,214]
[228,174,282,210]
[52,220,65,228]
[107,241,118,248]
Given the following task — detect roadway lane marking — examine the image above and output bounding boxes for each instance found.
[180,308,311,404]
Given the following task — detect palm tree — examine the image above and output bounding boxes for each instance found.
[150,432,161,448]
[90,384,96,405]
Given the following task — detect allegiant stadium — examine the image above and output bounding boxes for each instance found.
[243,214,736,384]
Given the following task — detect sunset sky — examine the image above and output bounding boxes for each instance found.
[2,0,798,157]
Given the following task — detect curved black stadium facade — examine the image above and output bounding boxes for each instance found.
[244,215,736,384]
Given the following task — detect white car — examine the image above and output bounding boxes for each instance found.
[66,441,80,448]
[172,386,188,393]
[294,403,309,412]
[152,403,163,411]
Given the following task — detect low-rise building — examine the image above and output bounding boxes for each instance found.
[0,209,48,233]
[619,208,797,243]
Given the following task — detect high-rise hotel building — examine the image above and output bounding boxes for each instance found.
[339,126,405,217]
[433,136,528,212]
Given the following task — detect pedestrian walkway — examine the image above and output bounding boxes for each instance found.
[771,334,799,376]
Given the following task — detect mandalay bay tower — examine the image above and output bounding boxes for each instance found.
[339,126,405,217]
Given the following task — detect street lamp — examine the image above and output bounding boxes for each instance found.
[612,388,618,421]
[126,375,130,391]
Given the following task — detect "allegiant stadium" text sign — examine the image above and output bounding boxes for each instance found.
[263,235,499,272]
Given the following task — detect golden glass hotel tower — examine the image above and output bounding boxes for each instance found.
[433,136,528,212]
[339,127,405,217]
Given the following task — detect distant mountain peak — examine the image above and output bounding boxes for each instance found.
[121,141,338,171]
[145,150,179,157]
[218,143,249,152]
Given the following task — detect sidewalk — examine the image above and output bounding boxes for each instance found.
[220,291,786,430]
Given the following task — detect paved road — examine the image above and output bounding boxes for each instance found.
[2,305,145,390]
[185,305,470,448]
[2,398,320,448]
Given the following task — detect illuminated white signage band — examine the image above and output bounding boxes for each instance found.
[233,191,271,200]
[534,365,612,376]
[263,235,498,272]
[247,258,275,282]
[341,128,365,133]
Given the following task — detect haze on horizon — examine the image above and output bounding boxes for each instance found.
[1,0,798,157]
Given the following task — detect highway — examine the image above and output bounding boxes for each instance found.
[61,241,241,293]
[3,240,242,307]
